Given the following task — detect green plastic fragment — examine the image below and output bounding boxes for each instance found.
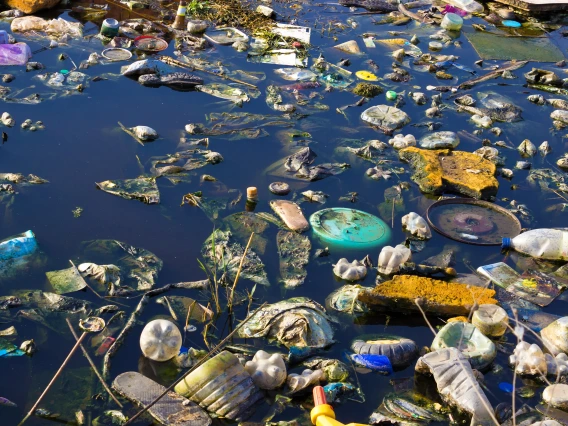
[386,90,397,101]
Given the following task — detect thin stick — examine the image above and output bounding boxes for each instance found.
[66,319,123,408]
[159,55,258,89]
[123,302,267,426]
[414,298,437,337]
[229,232,255,310]
[18,332,88,426]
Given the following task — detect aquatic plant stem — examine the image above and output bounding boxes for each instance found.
[18,332,88,426]
[229,232,254,311]
[123,302,267,425]
[65,318,123,408]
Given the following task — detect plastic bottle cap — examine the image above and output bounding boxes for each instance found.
[60,69,69,74]
[247,187,258,199]
[429,41,443,51]
[386,90,397,101]
[502,237,511,249]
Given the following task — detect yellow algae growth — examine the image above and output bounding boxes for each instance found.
[358,275,497,316]
[399,148,498,200]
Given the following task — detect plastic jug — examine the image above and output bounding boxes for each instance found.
[442,0,483,13]
[502,229,568,260]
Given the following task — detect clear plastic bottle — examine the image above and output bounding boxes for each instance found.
[442,0,483,14]
[502,229,568,260]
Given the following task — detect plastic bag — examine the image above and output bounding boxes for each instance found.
[0,43,31,66]
[11,16,48,32]
[45,18,83,38]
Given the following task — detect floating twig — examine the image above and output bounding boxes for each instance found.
[66,318,123,408]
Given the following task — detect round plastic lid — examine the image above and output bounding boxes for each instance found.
[309,208,391,250]
[355,70,378,81]
[502,20,521,28]
[133,35,168,52]
[102,48,132,61]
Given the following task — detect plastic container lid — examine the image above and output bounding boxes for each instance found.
[356,70,378,81]
[102,18,119,29]
[133,35,168,52]
[309,208,391,250]
[502,20,521,28]
[102,48,132,61]
[429,41,443,51]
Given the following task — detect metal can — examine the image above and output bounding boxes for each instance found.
[100,18,119,38]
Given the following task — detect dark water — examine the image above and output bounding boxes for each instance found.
[2,1,568,425]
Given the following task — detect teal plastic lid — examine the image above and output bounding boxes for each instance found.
[309,208,391,250]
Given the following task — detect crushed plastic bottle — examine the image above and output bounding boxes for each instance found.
[502,229,568,260]
[441,0,483,13]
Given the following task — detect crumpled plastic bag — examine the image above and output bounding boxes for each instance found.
[0,43,31,66]
[11,16,82,38]
[11,16,47,32]
[238,297,335,348]
[79,239,163,292]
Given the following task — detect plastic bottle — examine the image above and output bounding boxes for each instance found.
[139,319,182,362]
[172,0,187,30]
[442,0,483,13]
[441,13,463,31]
[502,229,568,260]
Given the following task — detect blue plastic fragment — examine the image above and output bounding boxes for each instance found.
[323,382,357,403]
[288,346,320,363]
[349,353,394,375]
[502,20,521,28]
[499,382,514,393]
[0,230,38,262]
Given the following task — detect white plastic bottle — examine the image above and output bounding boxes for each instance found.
[502,229,568,260]
[443,0,483,13]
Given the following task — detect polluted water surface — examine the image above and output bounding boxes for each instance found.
[3,0,568,424]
